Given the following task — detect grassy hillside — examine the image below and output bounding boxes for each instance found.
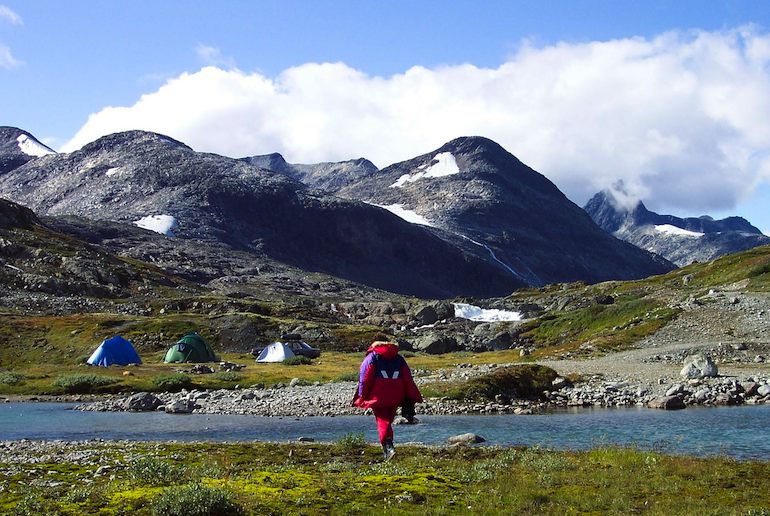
[506,244,770,358]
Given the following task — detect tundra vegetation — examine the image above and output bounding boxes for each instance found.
[0,245,768,396]
[1,441,769,515]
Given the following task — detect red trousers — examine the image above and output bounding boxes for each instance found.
[372,406,397,444]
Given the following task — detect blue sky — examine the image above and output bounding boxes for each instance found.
[2,1,770,233]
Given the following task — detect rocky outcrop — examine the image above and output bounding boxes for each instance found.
[0,198,40,229]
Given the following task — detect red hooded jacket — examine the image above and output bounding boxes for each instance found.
[353,341,422,409]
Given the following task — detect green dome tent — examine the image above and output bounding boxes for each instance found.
[163,332,217,363]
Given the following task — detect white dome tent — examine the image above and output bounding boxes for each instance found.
[256,342,296,363]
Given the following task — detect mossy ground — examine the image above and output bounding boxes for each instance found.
[2,441,769,515]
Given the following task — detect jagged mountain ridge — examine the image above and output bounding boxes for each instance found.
[241,153,378,193]
[0,129,523,298]
[269,136,674,286]
[584,190,770,266]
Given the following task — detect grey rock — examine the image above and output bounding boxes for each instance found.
[552,377,571,390]
[742,382,759,396]
[413,305,439,325]
[123,392,162,411]
[680,354,718,379]
[647,396,686,410]
[447,433,486,445]
[665,384,685,396]
[164,399,196,414]
[693,389,711,403]
[410,334,459,354]
[758,385,770,397]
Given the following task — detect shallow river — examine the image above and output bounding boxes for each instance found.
[1,403,769,460]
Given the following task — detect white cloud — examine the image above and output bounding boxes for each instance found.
[63,27,770,214]
[0,5,21,25]
[0,44,19,68]
[195,44,236,69]
[0,5,21,69]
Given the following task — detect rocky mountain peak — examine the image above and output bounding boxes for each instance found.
[0,126,55,174]
[77,130,192,155]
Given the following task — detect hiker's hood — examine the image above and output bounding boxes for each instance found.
[367,341,399,359]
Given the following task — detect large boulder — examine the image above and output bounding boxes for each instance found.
[164,398,196,414]
[122,392,163,411]
[647,395,686,410]
[412,305,439,325]
[447,433,486,445]
[410,334,459,354]
[680,354,718,379]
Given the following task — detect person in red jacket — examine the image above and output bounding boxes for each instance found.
[352,336,423,461]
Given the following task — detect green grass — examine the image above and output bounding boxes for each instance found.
[53,373,121,394]
[1,441,769,515]
[282,356,312,366]
[151,373,193,392]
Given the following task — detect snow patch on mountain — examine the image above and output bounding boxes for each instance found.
[654,224,704,237]
[390,152,460,188]
[16,134,55,157]
[105,167,122,177]
[375,203,434,226]
[133,215,177,236]
[453,303,522,322]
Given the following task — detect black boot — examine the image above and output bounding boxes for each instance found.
[382,439,396,462]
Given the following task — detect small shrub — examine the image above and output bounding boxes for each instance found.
[11,494,57,516]
[0,371,26,385]
[150,483,243,516]
[53,374,119,394]
[213,371,242,382]
[336,432,367,451]
[75,354,90,365]
[129,457,187,486]
[152,373,192,391]
[283,356,312,366]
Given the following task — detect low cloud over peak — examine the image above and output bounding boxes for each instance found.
[63,27,770,213]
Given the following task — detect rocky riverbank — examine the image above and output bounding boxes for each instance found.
[71,357,770,417]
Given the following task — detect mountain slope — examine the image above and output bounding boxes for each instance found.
[326,136,674,286]
[0,129,522,298]
[585,190,770,266]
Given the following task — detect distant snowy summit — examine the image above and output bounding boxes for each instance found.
[0,126,55,173]
[584,190,770,266]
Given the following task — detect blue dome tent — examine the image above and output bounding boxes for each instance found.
[87,336,142,367]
